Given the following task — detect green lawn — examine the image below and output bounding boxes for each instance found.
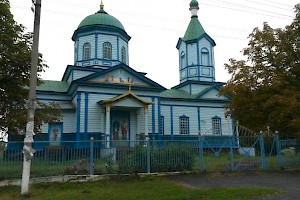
[0,176,279,200]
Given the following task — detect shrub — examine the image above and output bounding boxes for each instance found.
[118,143,194,173]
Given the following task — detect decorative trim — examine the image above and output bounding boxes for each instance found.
[152,97,156,138]
[76,92,81,142]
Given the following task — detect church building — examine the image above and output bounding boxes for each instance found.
[36,0,232,147]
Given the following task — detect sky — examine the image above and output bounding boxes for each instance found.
[9,0,299,89]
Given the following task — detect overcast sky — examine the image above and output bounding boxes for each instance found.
[9,0,299,89]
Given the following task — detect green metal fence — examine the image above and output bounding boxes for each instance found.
[0,135,299,180]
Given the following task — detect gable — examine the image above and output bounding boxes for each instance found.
[196,86,228,100]
[88,68,150,87]
[74,64,166,91]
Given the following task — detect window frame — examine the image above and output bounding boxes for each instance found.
[201,48,210,66]
[212,116,222,135]
[179,115,189,135]
[103,42,112,60]
[83,42,91,60]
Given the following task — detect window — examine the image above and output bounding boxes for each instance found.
[160,116,164,135]
[180,115,189,135]
[83,43,91,60]
[212,116,222,135]
[103,42,112,59]
[201,48,209,66]
[121,47,126,63]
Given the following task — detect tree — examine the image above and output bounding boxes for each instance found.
[220,5,300,138]
[0,0,61,139]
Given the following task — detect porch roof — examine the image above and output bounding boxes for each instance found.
[98,90,153,107]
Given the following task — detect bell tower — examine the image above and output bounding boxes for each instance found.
[176,0,216,83]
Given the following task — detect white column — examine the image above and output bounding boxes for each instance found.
[144,106,148,136]
[106,105,111,148]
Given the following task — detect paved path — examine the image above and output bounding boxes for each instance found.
[167,171,300,200]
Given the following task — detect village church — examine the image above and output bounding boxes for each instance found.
[36,0,232,148]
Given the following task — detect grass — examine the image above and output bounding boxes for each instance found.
[0,176,279,200]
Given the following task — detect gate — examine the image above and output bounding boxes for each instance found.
[199,124,282,172]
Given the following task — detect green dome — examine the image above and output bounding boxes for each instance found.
[78,9,125,30]
[189,0,199,8]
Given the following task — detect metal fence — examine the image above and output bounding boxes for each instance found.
[0,134,300,180]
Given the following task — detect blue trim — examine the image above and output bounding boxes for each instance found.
[72,26,131,42]
[117,36,120,61]
[95,34,98,59]
[152,97,155,139]
[84,92,89,141]
[76,40,79,62]
[170,106,174,140]
[197,41,200,66]
[158,98,162,140]
[76,92,81,143]
[161,104,225,109]
[121,46,126,64]
[185,44,188,69]
[198,107,201,134]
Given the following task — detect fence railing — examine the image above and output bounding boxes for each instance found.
[0,135,299,180]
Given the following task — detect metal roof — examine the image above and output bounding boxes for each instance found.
[37,80,69,93]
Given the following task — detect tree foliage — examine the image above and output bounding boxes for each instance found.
[220,6,300,138]
[0,0,61,139]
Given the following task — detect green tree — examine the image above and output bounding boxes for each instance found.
[0,0,61,139]
[220,6,300,138]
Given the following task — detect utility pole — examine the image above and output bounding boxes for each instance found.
[21,0,42,195]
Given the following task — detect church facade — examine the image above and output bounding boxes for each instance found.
[36,0,232,147]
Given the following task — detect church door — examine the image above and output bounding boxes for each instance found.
[111,111,130,141]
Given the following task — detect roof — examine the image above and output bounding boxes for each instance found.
[78,5,125,31]
[160,89,195,99]
[99,90,153,106]
[183,16,205,41]
[37,80,69,93]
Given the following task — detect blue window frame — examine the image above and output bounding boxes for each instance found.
[212,116,222,135]
[83,43,91,60]
[160,116,164,135]
[103,42,112,59]
[201,48,209,66]
[179,115,189,135]
[121,46,126,63]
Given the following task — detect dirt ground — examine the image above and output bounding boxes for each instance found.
[167,170,300,200]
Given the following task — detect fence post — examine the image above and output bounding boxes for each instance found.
[229,136,235,171]
[275,131,283,169]
[89,137,94,176]
[259,131,267,170]
[198,132,204,172]
[146,136,151,173]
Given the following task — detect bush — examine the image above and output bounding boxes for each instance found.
[118,143,194,173]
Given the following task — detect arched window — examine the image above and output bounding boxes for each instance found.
[103,42,112,59]
[121,47,126,63]
[83,43,91,60]
[201,48,209,66]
